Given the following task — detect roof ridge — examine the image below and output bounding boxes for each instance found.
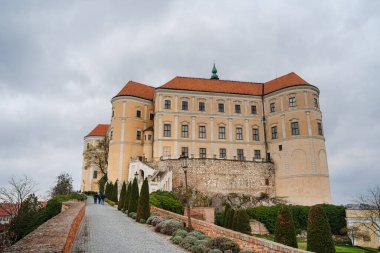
[127,80,155,88]
[174,76,264,85]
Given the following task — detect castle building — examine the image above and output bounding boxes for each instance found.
[81,66,332,205]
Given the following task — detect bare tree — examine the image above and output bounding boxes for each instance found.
[356,185,380,237]
[0,176,37,216]
[83,136,109,175]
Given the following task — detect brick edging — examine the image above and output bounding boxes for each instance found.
[151,206,312,253]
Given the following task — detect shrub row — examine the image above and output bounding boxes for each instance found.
[149,190,184,214]
[246,204,346,235]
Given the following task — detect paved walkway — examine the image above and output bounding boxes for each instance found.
[72,199,184,253]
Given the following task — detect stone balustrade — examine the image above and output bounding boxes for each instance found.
[4,201,85,253]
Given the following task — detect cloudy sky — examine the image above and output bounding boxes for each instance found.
[0,1,379,204]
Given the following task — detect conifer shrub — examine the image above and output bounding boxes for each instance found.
[274,206,298,248]
[105,182,113,199]
[232,210,238,230]
[234,209,251,234]
[123,182,132,212]
[136,178,150,222]
[155,219,184,235]
[307,205,335,253]
[222,204,231,227]
[207,237,240,253]
[179,235,198,250]
[227,209,236,229]
[223,208,232,229]
[171,235,183,244]
[128,178,139,214]
[117,181,127,210]
[112,180,118,202]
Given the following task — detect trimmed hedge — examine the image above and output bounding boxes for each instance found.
[150,190,184,214]
[246,204,346,235]
[274,206,298,248]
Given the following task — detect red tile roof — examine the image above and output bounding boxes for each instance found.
[159,77,263,96]
[158,72,312,96]
[114,81,155,101]
[263,72,310,94]
[86,124,110,137]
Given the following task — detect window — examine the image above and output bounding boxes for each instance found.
[265,179,269,186]
[136,131,142,140]
[235,104,241,113]
[199,126,206,139]
[291,122,300,135]
[219,148,226,159]
[182,101,188,111]
[199,102,205,112]
[218,103,224,113]
[279,145,283,151]
[270,103,275,112]
[271,126,278,139]
[219,126,226,139]
[252,128,259,141]
[318,122,323,136]
[93,171,98,179]
[181,125,189,138]
[181,147,189,157]
[163,146,171,157]
[289,97,296,107]
[314,98,319,108]
[199,148,206,158]
[150,113,154,120]
[148,134,152,141]
[136,110,141,118]
[236,127,243,140]
[254,150,261,159]
[251,105,257,114]
[164,99,171,109]
[112,109,115,117]
[164,124,171,137]
[237,149,244,160]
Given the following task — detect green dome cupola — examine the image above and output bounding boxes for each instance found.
[210,63,219,80]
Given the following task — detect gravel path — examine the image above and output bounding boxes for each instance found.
[72,199,185,253]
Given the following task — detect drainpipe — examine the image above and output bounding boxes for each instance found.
[261,84,268,162]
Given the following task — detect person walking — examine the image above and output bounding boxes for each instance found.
[100,192,105,205]
[94,192,99,204]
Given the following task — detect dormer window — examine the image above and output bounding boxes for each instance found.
[164,100,171,109]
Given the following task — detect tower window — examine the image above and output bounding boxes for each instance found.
[279,145,283,151]
[289,97,296,107]
[236,127,243,140]
[235,104,241,113]
[318,122,323,136]
[182,101,188,111]
[181,125,189,138]
[271,126,278,139]
[254,150,261,159]
[291,122,300,135]
[252,128,259,141]
[136,130,142,140]
[164,124,171,137]
[237,149,244,160]
[150,113,154,120]
[181,147,189,157]
[219,126,226,139]
[199,126,206,139]
[112,109,115,117]
[251,105,257,114]
[164,100,171,109]
[270,103,276,112]
[314,98,319,108]
[199,148,206,158]
[93,171,98,179]
[219,148,226,159]
[199,102,205,112]
[148,134,152,141]
[218,103,225,113]
[136,110,141,118]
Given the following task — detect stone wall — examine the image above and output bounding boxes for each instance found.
[151,206,311,253]
[148,158,275,197]
[4,201,85,253]
[184,207,215,223]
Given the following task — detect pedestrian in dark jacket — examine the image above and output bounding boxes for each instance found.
[100,193,105,205]
[94,192,99,204]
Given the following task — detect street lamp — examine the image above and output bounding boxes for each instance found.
[179,154,192,231]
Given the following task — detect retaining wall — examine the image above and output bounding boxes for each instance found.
[4,201,85,253]
[151,206,311,253]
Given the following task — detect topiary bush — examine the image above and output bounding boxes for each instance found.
[187,230,205,240]
[149,216,166,226]
[117,181,127,211]
[307,205,335,253]
[274,206,298,248]
[150,190,184,214]
[155,219,184,235]
[128,178,139,214]
[207,237,240,253]
[191,244,210,253]
[171,235,183,244]
[180,235,198,250]
[173,229,188,238]
[234,209,251,234]
[123,182,132,212]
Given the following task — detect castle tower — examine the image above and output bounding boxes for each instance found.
[264,73,332,205]
[107,81,155,186]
